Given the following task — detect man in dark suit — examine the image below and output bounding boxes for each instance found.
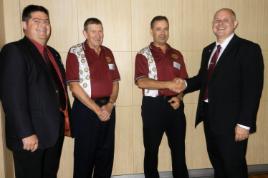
[0,5,70,178]
[176,8,264,178]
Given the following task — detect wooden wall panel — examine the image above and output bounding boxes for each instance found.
[76,0,132,51]
[0,1,267,177]
[132,0,183,51]
[114,52,133,106]
[2,0,21,43]
[113,107,134,175]
[181,0,211,51]
[184,103,211,168]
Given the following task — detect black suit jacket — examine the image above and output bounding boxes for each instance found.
[0,37,70,151]
[185,35,264,134]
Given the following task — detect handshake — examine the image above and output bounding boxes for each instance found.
[168,78,186,93]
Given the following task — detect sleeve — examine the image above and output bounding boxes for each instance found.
[65,52,80,83]
[238,43,264,128]
[0,44,34,138]
[134,53,149,82]
[178,55,189,79]
[109,51,121,82]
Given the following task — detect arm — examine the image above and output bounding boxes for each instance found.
[235,43,264,141]
[101,81,119,120]
[68,82,109,121]
[136,77,181,92]
[239,43,264,128]
[0,44,38,151]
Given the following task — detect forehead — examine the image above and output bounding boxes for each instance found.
[30,11,49,19]
[86,23,103,30]
[214,10,234,19]
[152,20,169,28]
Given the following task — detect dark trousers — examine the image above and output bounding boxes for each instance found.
[202,102,248,178]
[13,135,64,178]
[141,96,189,178]
[72,99,115,178]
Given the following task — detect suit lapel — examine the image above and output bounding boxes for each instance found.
[210,35,240,80]
[22,37,51,75]
[22,37,56,91]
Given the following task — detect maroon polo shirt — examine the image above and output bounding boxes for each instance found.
[66,41,120,99]
[135,42,188,96]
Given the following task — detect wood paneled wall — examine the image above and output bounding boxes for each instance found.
[0,0,267,177]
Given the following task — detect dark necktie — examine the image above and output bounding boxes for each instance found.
[43,48,66,110]
[203,45,221,100]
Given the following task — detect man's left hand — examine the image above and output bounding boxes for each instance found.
[100,103,114,121]
[235,125,249,141]
[168,96,181,110]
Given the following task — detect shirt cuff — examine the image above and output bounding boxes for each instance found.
[184,80,187,88]
[237,124,250,130]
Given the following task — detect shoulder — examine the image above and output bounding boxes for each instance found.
[236,36,260,49]
[138,46,150,55]
[68,43,84,54]
[169,47,183,59]
[1,40,22,52]
[204,42,215,51]
[47,46,60,57]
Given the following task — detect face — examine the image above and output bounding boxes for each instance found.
[151,20,169,45]
[23,11,51,45]
[212,10,238,41]
[83,24,104,48]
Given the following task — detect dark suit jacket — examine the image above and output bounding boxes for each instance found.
[0,37,70,151]
[185,35,264,134]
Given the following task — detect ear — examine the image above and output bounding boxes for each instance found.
[83,30,87,38]
[22,21,27,31]
[150,28,153,37]
[234,20,239,29]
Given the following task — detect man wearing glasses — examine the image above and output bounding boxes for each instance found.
[0,5,70,178]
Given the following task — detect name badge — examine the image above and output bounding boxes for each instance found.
[173,61,181,70]
[108,63,115,70]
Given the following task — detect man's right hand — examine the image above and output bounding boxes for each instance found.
[22,134,38,152]
[168,78,187,93]
[96,108,110,122]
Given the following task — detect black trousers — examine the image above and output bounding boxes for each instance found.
[202,102,248,178]
[72,98,115,178]
[12,135,64,178]
[141,96,189,178]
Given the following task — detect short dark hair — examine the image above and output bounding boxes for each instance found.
[150,16,169,29]
[84,18,102,31]
[22,5,49,21]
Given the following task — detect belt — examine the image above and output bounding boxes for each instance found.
[92,97,110,106]
[143,95,177,101]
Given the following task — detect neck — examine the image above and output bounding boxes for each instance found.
[153,42,167,53]
[217,38,225,44]
[29,38,47,47]
[87,42,101,54]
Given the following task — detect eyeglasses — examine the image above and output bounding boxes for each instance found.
[30,18,50,25]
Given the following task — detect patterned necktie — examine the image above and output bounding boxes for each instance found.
[203,45,221,100]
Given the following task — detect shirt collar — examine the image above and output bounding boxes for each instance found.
[149,42,172,54]
[216,33,234,49]
[28,37,46,56]
[83,40,103,54]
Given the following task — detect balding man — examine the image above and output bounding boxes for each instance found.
[177,8,264,178]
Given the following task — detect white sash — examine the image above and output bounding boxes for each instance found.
[69,43,91,97]
[138,46,158,97]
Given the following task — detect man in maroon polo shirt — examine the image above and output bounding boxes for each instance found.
[66,18,120,178]
[135,16,189,178]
